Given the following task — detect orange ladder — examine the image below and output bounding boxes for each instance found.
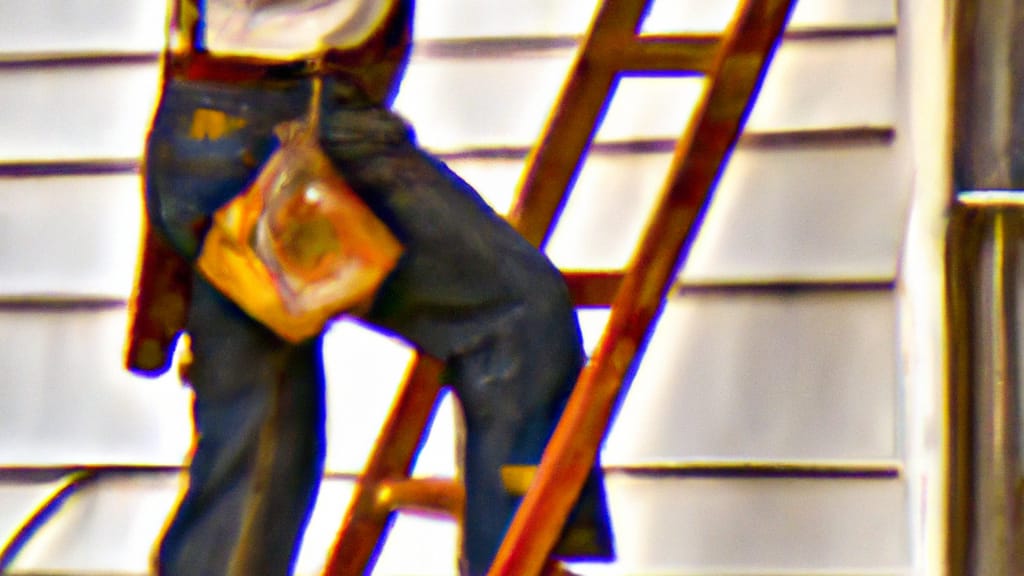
[323,0,797,574]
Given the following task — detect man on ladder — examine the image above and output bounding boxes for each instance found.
[130,1,615,574]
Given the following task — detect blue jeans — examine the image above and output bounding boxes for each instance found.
[147,75,613,575]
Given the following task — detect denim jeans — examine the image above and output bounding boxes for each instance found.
[146,75,614,575]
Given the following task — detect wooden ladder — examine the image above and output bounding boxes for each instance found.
[323,0,797,574]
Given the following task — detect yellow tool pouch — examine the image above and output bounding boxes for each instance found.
[195,77,403,343]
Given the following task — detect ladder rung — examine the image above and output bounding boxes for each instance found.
[609,35,721,74]
[499,465,537,497]
[374,477,464,519]
[563,271,622,307]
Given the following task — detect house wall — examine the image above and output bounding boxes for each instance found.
[0,1,936,574]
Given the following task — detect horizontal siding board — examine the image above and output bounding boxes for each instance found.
[0,175,143,299]
[0,141,901,300]
[0,309,456,476]
[542,151,674,270]
[680,139,907,282]
[480,141,904,281]
[575,476,909,574]
[0,63,159,163]
[642,0,897,34]
[0,291,897,470]
[414,0,601,41]
[787,0,897,28]
[398,35,896,152]
[0,0,895,57]
[745,36,896,133]
[0,35,893,162]
[5,473,908,575]
[600,290,899,464]
[0,309,193,467]
[0,0,166,57]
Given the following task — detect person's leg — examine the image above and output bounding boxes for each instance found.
[230,333,326,575]
[144,76,327,575]
[446,286,613,575]
[318,100,614,573]
[157,275,325,576]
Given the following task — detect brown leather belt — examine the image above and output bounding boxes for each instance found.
[170,50,346,84]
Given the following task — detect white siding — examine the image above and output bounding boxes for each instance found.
[6,474,908,575]
[0,0,915,574]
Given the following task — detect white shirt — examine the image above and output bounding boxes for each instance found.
[202,0,395,60]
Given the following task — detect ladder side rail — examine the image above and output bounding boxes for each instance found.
[486,1,798,574]
[323,357,445,576]
[508,0,651,247]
